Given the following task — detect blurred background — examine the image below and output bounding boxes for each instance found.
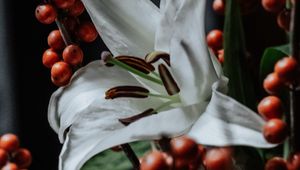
[0,0,286,169]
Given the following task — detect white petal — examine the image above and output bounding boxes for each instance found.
[48,61,163,143]
[155,0,220,105]
[81,0,160,57]
[59,101,207,170]
[188,77,276,148]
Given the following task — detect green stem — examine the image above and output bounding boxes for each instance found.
[148,93,174,100]
[108,58,163,85]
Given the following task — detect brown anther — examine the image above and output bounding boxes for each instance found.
[145,51,170,66]
[118,108,156,126]
[158,64,180,95]
[115,56,155,74]
[105,86,149,99]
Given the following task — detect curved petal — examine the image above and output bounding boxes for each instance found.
[59,102,207,170]
[48,61,163,143]
[188,77,276,148]
[81,0,160,57]
[155,0,220,105]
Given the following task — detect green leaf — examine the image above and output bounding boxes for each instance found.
[81,141,151,170]
[259,44,290,81]
[223,0,255,109]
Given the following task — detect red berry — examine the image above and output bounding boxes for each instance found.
[42,48,61,68]
[76,21,98,43]
[170,136,198,160]
[262,0,285,13]
[217,49,224,64]
[288,153,300,170]
[12,148,32,168]
[140,151,170,170]
[0,149,8,168]
[110,145,122,152]
[48,30,66,50]
[257,96,283,120]
[274,57,298,84]
[277,10,291,31]
[1,163,18,170]
[263,119,288,144]
[203,147,233,170]
[53,0,75,9]
[265,157,288,170]
[263,72,283,94]
[68,0,85,17]
[51,61,73,86]
[0,134,20,153]
[35,4,57,24]
[62,45,83,66]
[206,29,223,50]
[213,0,225,15]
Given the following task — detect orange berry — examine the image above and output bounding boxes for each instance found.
[213,0,225,15]
[42,48,61,68]
[35,4,57,24]
[0,134,20,153]
[274,57,298,84]
[263,119,288,144]
[1,163,18,170]
[140,151,170,170]
[53,0,75,9]
[76,21,98,43]
[51,61,73,86]
[62,44,83,66]
[203,147,234,170]
[257,96,283,120]
[265,157,288,170]
[206,29,223,50]
[262,0,285,13]
[170,136,198,160]
[277,9,291,31]
[48,30,66,50]
[263,72,283,94]
[12,148,32,168]
[68,0,85,17]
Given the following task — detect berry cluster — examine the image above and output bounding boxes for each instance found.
[35,0,98,86]
[265,152,300,170]
[261,0,291,31]
[138,136,234,170]
[0,134,32,170]
[206,29,224,64]
[258,57,299,169]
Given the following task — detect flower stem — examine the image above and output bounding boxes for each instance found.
[121,144,140,170]
[107,58,163,85]
[289,0,300,152]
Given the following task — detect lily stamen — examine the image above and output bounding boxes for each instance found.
[158,64,180,95]
[115,56,155,74]
[101,51,163,85]
[145,51,170,66]
[105,86,149,99]
[118,108,156,126]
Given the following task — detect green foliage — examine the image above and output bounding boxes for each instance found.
[223,0,255,109]
[259,44,290,81]
[82,141,151,170]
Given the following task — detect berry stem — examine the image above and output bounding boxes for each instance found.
[55,18,73,46]
[120,144,140,170]
[289,0,300,152]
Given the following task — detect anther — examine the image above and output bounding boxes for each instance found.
[115,56,155,74]
[119,108,156,126]
[145,51,170,66]
[101,51,114,66]
[105,86,149,99]
[158,64,180,95]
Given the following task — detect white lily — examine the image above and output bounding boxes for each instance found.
[48,0,275,169]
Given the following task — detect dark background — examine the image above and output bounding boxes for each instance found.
[0,0,286,169]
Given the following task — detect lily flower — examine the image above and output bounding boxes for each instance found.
[48,0,275,169]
